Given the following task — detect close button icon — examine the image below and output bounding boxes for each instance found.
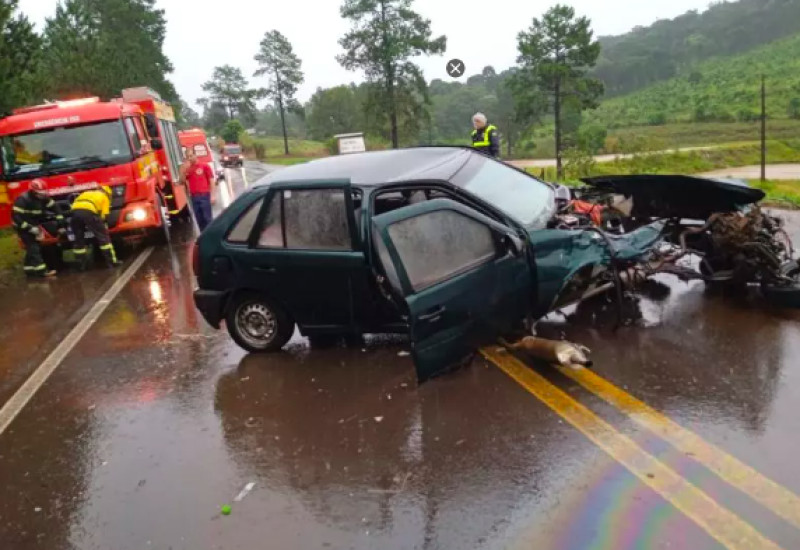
[446,59,465,78]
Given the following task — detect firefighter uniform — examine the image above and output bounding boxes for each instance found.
[471,124,500,158]
[12,190,65,277]
[70,187,120,269]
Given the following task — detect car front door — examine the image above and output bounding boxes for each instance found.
[371,198,533,382]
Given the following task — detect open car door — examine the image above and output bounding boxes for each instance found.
[371,198,533,382]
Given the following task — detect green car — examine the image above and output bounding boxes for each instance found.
[193,147,664,381]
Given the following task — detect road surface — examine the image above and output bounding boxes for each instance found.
[508,146,718,169]
[699,164,800,180]
[1,165,800,549]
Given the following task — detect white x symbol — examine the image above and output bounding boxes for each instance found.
[448,61,463,75]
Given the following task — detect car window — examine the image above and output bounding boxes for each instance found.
[257,194,284,248]
[284,189,351,250]
[386,209,496,292]
[124,118,143,155]
[453,154,555,229]
[226,199,262,243]
[373,225,403,295]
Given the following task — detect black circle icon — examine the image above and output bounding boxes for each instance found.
[446,59,465,78]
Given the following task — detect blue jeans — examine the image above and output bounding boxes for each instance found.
[192,194,213,231]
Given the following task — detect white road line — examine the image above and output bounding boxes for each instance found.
[240,167,249,189]
[0,248,154,436]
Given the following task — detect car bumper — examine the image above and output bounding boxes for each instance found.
[194,289,228,329]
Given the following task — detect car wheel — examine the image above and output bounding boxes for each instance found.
[226,293,294,352]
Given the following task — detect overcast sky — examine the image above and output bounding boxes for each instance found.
[21,0,712,110]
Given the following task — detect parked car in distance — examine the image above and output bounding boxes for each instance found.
[192,147,666,382]
[221,143,244,168]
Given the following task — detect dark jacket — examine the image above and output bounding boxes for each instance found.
[471,124,500,158]
[12,191,64,234]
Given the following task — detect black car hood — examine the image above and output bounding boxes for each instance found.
[580,174,766,219]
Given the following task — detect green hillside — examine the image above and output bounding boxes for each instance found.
[594,0,800,97]
[589,34,800,129]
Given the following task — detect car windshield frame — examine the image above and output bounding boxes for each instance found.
[450,153,556,230]
[0,119,134,181]
[224,146,242,155]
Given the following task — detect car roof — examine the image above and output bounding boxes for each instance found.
[254,147,473,188]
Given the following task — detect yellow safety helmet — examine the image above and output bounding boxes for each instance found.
[101,185,112,196]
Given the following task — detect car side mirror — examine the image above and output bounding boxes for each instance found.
[150,138,163,151]
[504,233,524,256]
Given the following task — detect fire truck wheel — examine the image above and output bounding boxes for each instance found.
[149,195,171,245]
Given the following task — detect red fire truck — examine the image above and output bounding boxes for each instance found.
[0,88,187,246]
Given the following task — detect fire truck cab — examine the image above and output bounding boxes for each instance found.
[178,127,221,176]
[0,90,187,246]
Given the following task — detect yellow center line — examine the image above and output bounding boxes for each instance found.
[481,347,783,550]
[555,363,800,532]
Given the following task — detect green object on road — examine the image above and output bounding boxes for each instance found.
[221,504,231,515]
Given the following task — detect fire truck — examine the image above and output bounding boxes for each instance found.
[0,87,187,246]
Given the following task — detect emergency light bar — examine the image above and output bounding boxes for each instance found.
[12,97,100,115]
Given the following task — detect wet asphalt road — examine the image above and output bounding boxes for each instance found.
[1,167,800,549]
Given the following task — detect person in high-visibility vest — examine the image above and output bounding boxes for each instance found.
[471,112,500,158]
[70,186,121,269]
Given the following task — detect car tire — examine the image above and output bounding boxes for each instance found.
[226,293,294,353]
[149,195,171,246]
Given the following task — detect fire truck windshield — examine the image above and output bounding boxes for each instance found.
[0,120,133,181]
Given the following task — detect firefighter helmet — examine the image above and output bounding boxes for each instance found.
[29,179,48,193]
[102,185,112,196]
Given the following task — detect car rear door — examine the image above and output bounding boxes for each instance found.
[371,198,532,382]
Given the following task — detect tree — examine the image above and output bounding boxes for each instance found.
[788,98,800,120]
[305,85,365,140]
[254,30,304,155]
[221,119,245,144]
[198,99,230,134]
[337,0,446,148]
[176,100,202,129]
[511,5,603,178]
[201,65,263,121]
[0,0,42,115]
[41,0,177,103]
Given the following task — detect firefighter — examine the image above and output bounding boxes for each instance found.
[471,112,500,158]
[70,185,121,269]
[11,179,65,278]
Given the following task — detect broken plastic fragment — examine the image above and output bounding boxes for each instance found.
[234,482,256,502]
[374,416,384,423]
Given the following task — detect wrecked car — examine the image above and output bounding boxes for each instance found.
[568,174,800,307]
[192,147,667,381]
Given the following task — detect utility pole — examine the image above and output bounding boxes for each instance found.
[761,74,767,183]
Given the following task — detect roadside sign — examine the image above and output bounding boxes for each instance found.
[334,132,366,155]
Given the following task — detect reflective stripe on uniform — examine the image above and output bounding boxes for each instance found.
[23,264,47,272]
[72,248,88,255]
[13,206,42,215]
[472,125,497,147]
[99,243,118,263]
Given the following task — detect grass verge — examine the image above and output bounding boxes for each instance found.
[0,228,22,286]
